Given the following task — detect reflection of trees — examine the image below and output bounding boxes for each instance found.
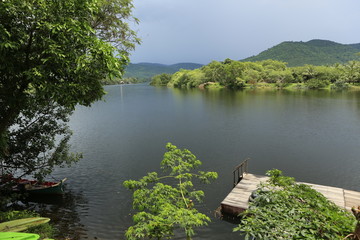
[25,190,87,240]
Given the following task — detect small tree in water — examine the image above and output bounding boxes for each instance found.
[123,143,218,240]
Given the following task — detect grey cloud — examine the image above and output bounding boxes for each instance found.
[130,0,360,64]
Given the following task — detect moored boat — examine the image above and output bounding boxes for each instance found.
[15,178,67,195]
[1,176,67,195]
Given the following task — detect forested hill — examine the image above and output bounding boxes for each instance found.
[242,39,360,66]
[123,62,203,80]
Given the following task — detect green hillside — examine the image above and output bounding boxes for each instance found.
[123,62,203,80]
[242,39,360,66]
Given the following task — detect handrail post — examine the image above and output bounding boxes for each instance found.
[232,158,250,187]
[245,158,248,174]
[233,172,236,188]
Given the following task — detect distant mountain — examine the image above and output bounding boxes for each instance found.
[349,43,360,50]
[123,62,203,80]
[242,39,360,66]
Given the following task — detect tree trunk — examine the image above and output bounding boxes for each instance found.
[352,207,360,240]
[354,225,360,240]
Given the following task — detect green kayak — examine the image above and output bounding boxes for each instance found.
[0,217,50,232]
[0,232,40,240]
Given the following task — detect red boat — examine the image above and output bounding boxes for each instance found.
[15,178,67,195]
[1,176,67,195]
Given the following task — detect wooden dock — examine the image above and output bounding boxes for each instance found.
[221,173,268,216]
[221,161,360,216]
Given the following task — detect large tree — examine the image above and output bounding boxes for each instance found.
[0,0,139,177]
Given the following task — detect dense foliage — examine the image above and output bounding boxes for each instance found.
[123,143,218,240]
[150,58,360,90]
[0,0,139,180]
[150,73,173,86]
[234,169,356,240]
[243,39,360,66]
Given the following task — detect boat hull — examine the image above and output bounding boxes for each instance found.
[1,176,67,195]
[22,178,67,195]
[7,178,67,195]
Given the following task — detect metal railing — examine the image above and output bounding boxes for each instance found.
[233,158,249,187]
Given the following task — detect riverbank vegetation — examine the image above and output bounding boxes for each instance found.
[102,77,147,85]
[124,143,218,240]
[234,169,356,239]
[150,59,360,91]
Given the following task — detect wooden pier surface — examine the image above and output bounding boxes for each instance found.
[221,173,360,216]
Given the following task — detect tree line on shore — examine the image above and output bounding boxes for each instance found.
[101,77,146,85]
[150,59,360,90]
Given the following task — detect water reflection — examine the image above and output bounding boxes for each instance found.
[25,190,87,240]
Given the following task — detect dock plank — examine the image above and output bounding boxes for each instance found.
[221,173,360,216]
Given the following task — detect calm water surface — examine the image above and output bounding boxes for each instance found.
[41,84,360,239]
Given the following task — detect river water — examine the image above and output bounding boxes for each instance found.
[39,84,360,239]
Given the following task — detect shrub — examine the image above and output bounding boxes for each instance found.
[305,78,330,89]
[331,80,350,90]
[234,169,356,239]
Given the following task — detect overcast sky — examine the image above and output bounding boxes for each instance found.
[129,0,360,65]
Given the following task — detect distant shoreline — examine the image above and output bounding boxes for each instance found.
[202,82,360,91]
